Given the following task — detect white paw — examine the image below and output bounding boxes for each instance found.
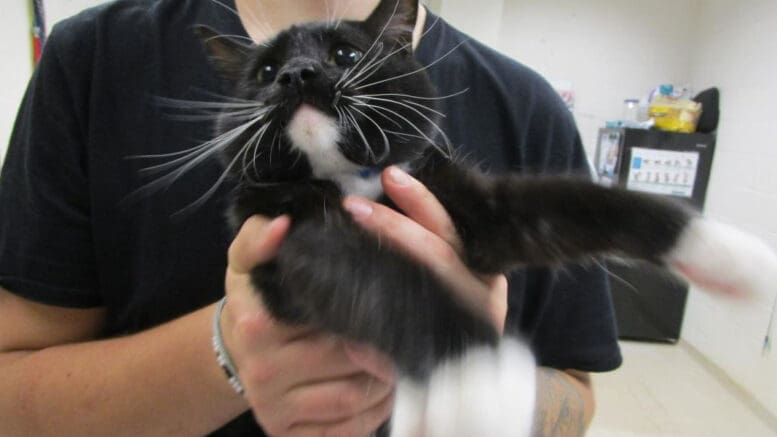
[391,339,536,437]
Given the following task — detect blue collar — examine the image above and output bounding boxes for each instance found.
[358,167,382,179]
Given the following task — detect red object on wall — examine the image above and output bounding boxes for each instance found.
[32,34,43,63]
[32,0,46,65]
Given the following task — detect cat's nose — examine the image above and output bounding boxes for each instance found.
[278,62,319,88]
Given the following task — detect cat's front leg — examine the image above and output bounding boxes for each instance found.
[414,159,693,273]
[418,157,696,273]
[414,159,777,301]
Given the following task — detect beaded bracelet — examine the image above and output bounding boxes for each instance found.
[212,297,245,395]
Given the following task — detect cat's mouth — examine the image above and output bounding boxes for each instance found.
[276,86,340,122]
[284,103,361,178]
[286,104,341,153]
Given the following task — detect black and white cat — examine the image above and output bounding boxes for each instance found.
[139,0,776,435]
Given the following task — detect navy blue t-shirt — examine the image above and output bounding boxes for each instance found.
[0,0,621,434]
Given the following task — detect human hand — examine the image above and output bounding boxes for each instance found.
[222,215,396,436]
[343,166,509,333]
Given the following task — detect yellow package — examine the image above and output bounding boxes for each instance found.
[649,96,702,133]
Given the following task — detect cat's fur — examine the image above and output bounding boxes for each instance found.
[179,0,776,435]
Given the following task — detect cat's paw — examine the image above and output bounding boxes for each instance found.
[667,218,777,301]
[391,338,536,437]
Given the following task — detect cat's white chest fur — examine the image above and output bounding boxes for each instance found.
[286,104,384,199]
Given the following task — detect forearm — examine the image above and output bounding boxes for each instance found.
[532,367,595,437]
[0,303,248,436]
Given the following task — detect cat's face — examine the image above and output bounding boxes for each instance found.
[199,0,440,183]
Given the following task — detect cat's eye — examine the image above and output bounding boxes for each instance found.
[258,64,278,84]
[332,45,364,68]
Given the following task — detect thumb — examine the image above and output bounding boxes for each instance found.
[228,215,291,274]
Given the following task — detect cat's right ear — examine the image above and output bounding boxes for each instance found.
[194,25,249,82]
[364,0,418,49]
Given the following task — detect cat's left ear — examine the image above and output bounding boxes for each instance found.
[363,0,419,49]
[195,25,250,82]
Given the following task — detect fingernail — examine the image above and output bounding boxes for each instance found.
[388,166,412,187]
[344,197,374,218]
[256,215,288,245]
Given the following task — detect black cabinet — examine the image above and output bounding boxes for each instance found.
[594,128,717,342]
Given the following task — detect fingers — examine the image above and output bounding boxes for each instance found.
[223,214,396,435]
[242,335,394,435]
[229,324,395,435]
[224,213,302,339]
[381,166,462,252]
[284,372,393,425]
[343,166,510,331]
[344,193,487,308]
[287,391,394,437]
[262,334,372,387]
[227,215,291,274]
[238,333,395,401]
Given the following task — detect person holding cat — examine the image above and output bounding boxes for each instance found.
[0,0,621,435]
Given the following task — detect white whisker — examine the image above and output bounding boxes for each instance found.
[343,106,377,161]
[593,258,641,295]
[129,141,216,161]
[348,97,445,155]
[347,104,391,162]
[342,14,445,90]
[268,130,280,171]
[357,88,470,102]
[336,41,384,90]
[125,104,276,207]
[357,95,446,118]
[170,137,249,220]
[241,123,272,181]
[347,96,452,157]
[206,32,256,44]
[131,105,273,164]
[344,38,415,90]
[334,105,349,129]
[324,0,332,24]
[208,0,274,45]
[333,0,356,29]
[161,107,271,123]
[335,0,401,88]
[384,130,426,140]
[145,119,256,177]
[355,39,468,91]
[208,0,239,18]
[344,99,404,130]
[340,41,389,89]
[152,96,272,122]
[155,97,269,110]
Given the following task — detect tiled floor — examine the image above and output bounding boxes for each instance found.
[588,341,777,436]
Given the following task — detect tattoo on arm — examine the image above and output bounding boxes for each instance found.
[531,368,587,437]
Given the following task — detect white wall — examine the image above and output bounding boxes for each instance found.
[441,0,699,158]
[442,0,777,419]
[683,0,777,416]
[0,2,34,168]
[497,0,699,159]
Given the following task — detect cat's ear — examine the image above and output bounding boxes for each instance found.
[363,0,419,49]
[194,25,249,82]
